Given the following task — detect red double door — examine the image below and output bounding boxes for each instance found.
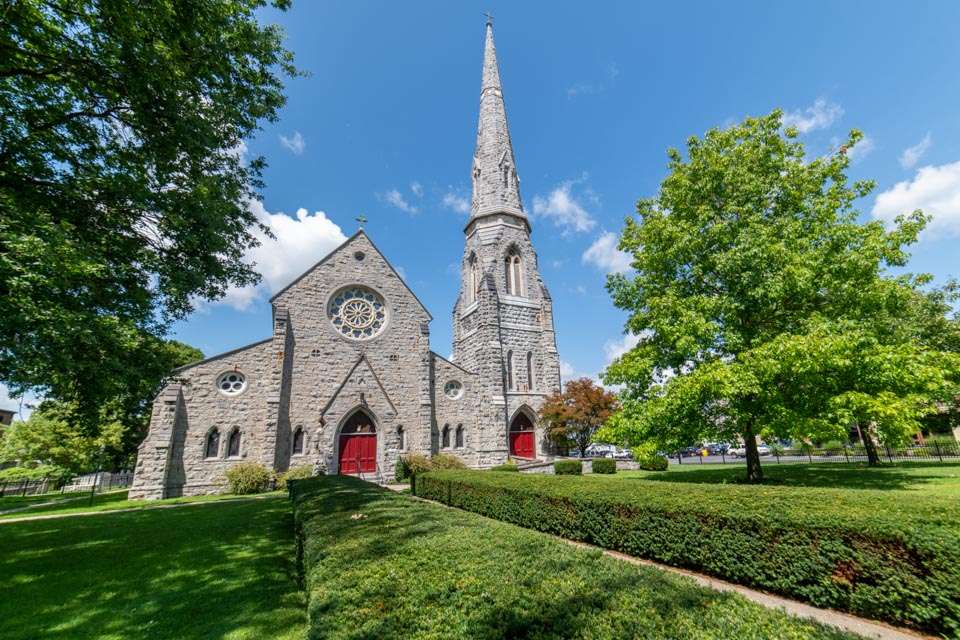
[509,413,536,459]
[338,434,376,474]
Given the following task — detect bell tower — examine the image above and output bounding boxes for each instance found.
[451,18,562,464]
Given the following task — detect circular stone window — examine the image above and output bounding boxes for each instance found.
[328,286,387,340]
[216,371,246,396]
[444,380,463,399]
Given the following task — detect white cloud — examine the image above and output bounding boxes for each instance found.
[582,231,632,274]
[871,160,960,239]
[846,134,875,163]
[532,179,596,234]
[442,191,470,215]
[279,131,306,155]
[782,98,843,133]
[410,182,424,198]
[559,360,576,377]
[217,200,347,310]
[550,259,565,268]
[381,188,418,214]
[574,284,587,295]
[603,333,641,364]
[395,265,407,280]
[899,133,932,169]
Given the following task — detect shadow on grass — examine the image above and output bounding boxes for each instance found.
[0,496,304,640]
[628,461,960,491]
[293,476,848,640]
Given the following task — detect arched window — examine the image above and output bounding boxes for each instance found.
[442,424,451,449]
[527,351,535,391]
[505,250,523,296]
[205,429,220,459]
[455,424,464,448]
[227,428,241,458]
[467,254,480,305]
[506,350,514,390]
[292,426,304,456]
[397,426,405,451]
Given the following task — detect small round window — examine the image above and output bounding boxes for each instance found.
[216,371,246,396]
[444,380,463,399]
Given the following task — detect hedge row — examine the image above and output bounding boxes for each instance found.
[591,458,617,474]
[289,475,852,640]
[413,470,960,636]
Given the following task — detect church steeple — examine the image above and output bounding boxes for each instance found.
[471,19,526,223]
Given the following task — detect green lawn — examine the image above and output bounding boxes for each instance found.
[0,489,288,520]
[624,461,960,497]
[293,475,853,640]
[0,494,306,640]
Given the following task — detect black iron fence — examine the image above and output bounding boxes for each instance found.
[675,442,960,465]
[0,471,134,498]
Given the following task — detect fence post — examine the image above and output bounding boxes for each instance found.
[934,441,943,463]
[698,453,703,464]
[0,481,5,497]
[843,445,850,463]
[807,451,813,464]
[775,451,780,464]
[885,446,893,463]
[721,452,726,464]
[20,479,28,497]
[677,454,682,465]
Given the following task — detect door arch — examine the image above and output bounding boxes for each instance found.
[338,410,377,475]
[509,411,536,459]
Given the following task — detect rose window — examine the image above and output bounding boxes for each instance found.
[329,287,387,340]
[444,380,463,399]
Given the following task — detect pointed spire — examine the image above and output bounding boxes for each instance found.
[471,19,526,224]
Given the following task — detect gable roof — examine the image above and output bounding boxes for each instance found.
[320,353,398,417]
[430,351,477,377]
[268,230,432,320]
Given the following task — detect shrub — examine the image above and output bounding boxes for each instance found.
[591,458,616,474]
[277,464,313,491]
[637,454,668,471]
[224,462,273,495]
[489,462,520,472]
[553,459,582,475]
[413,470,960,635]
[400,453,433,476]
[431,453,467,470]
[291,475,845,640]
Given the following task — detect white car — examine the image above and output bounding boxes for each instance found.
[727,444,771,457]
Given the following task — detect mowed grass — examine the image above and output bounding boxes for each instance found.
[0,495,305,640]
[293,476,854,640]
[0,489,288,520]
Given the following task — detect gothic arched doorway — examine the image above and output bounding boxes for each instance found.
[338,410,377,475]
[509,412,535,459]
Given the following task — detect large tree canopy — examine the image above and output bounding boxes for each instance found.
[0,1,297,429]
[598,111,960,481]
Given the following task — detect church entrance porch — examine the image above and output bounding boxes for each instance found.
[509,412,535,459]
[338,410,377,475]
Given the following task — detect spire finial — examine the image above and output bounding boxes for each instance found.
[484,11,493,26]
[355,214,367,230]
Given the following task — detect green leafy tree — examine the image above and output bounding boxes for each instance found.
[540,378,619,457]
[599,111,960,481]
[0,1,298,431]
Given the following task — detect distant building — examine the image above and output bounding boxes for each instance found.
[0,408,14,427]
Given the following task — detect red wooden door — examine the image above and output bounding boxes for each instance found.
[339,434,376,474]
[509,430,535,459]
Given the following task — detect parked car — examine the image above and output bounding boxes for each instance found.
[706,443,730,455]
[586,444,617,458]
[729,444,771,457]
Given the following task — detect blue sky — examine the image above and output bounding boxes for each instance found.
[6,1,960,415]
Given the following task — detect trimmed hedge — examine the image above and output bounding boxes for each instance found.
[291,475,851,640]
[637,454,669,471]
[591,458,616,474]
[489,462,519,472]
[414,470,960,636]
[553,459,582,475]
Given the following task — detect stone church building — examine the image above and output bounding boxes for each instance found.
[130,21,562,499]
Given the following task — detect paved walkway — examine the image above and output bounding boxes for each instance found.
[0,493,282,524]
[398,489,933,640]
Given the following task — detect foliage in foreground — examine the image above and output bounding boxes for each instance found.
[1,0,298,433]
[224,462,273,495]
[0,495,304,640]
[414,470,960,635]
[600,110,960,481]
[489,462,520,472]
[291,475,851,640]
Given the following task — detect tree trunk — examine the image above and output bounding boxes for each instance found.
[860,421,881,466]
[742,421,764,483]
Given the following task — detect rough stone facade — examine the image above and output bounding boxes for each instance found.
[129,20,562,499]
